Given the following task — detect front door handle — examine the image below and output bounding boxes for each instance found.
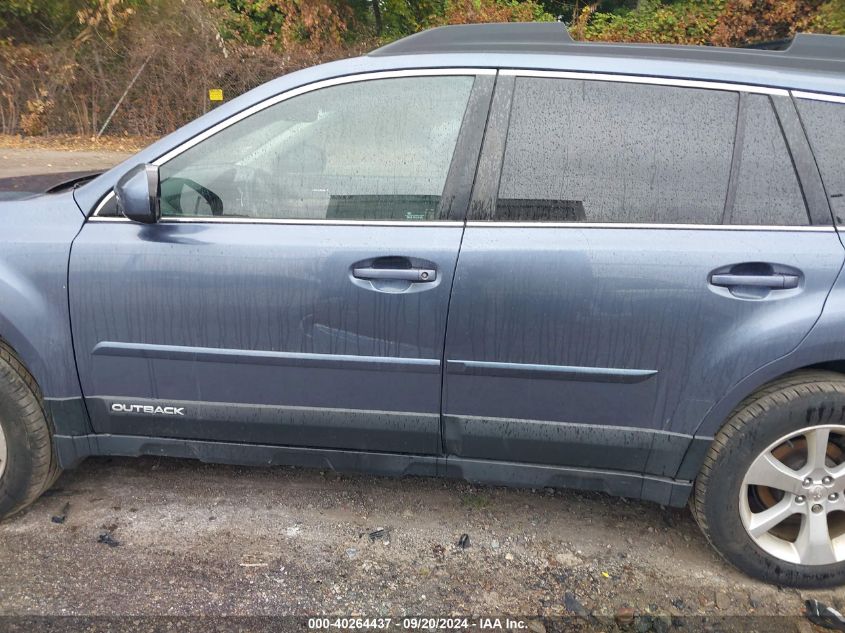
[353,267,436,282]
[710,273,799,289]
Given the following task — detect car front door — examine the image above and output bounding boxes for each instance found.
[442,73,844,488]
[69,70,493,454]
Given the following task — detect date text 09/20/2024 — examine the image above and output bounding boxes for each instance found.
[306,618,529,629]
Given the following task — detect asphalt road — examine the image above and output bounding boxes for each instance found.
[0,147,841,632]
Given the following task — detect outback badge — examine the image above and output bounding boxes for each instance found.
[111,403,185,416]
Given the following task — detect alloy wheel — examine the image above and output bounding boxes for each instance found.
[740,425,845,565]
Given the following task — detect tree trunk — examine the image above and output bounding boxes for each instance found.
[372,0,383,35]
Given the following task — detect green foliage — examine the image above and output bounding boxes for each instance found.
[582,0,725,44]
[0,0,81,39]
[807,0,845,35]
[578,0,844,46]
[215,0,285,46]
[0,0,149,40]
[377,0,445,39]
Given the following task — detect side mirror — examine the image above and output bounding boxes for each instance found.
[115,164,160,223]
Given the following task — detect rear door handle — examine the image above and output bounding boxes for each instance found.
[353,267,436,282]
[710,273,799,289]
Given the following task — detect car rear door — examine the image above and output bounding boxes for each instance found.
[442,72,843,484]
[69,70,493,454]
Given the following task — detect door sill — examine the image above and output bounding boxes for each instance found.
[54,434,693,507]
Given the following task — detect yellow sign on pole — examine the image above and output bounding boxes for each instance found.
[208,88,224,102]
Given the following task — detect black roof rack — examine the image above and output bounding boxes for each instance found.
[369,23,845,75]
[786,33,845,61]
[371,22,573,56]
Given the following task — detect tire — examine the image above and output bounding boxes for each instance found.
[693,370,845,588]
[0,340,61,520]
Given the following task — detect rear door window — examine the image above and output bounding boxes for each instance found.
[496,77,736,224]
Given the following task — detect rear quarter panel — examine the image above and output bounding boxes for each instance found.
[693,259,845,442]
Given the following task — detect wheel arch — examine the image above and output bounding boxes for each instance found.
[697,357,845,441]
[0,320,46,399]
[0,317,91,439]
[678,353,845,482]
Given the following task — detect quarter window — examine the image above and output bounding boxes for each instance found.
[730,94,808,226]
[796,98,845,224]
[156,76,474,221]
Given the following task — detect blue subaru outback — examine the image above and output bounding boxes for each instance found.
[1,22,844,587]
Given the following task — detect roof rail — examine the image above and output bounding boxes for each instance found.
[786,33,845,61]
[369,24,845,76]
[370,22,572,56]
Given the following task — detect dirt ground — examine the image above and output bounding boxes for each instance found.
[0,144,842,632]
[0,457,843,629]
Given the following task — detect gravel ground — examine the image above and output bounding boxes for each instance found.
[0,147,842,632]
[0,457,842,631]
[0,147,132,177]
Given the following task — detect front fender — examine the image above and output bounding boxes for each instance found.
[0,192,87,433]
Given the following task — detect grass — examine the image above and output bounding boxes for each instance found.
[460,492,492,510]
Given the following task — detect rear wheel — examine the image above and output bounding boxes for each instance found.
[0,341,60,520]
[693,371,845,587]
